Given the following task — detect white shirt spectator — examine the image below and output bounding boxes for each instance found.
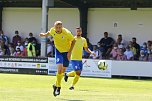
[124,49,134,60]
[16,45,24,51]
[0,49,4,56]
[47,44,53,55]
[118,40,126,49]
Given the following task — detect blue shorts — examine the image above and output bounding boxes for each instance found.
[55,49,69,67]
[71,60,83,71]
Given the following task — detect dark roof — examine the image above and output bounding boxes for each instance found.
[0,0,152,8]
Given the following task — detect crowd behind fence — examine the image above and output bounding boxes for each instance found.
[0,30,152,62]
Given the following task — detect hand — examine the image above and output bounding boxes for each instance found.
[67,52,71,60]
[91,52,96,57]
[39,33,47,37]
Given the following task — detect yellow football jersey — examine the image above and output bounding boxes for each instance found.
[48,27,74,52]
[71,36,88,60]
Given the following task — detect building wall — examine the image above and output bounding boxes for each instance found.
[88,8,152,45]
[2,8,152,46]
[2,8,80,43]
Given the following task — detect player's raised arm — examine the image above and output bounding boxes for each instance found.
[39,31,50,37]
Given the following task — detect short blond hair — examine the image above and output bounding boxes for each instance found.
[54,21,62,26]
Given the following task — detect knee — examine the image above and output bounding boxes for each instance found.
[76,71,81,76]
[58,70,62,74]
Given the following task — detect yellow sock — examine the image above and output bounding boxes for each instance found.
[67,71,76,77]
[56,73,64,87]
[72,74,80,87]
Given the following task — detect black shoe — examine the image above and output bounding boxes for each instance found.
[64,73,68,82]
[53,84,57,97]
[56,87,61,95]
[69,86,74,90]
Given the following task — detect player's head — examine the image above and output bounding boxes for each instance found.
[54,21,62,34]
[76,27,82,37]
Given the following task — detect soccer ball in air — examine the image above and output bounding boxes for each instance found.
[98,60,108,70]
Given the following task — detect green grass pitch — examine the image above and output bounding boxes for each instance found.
[0,73,152,101]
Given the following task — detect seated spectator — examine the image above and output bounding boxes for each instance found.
[35,42,41,57]
[116,48,127,60]
[24,37,29,44]
[116,34,125,49]
[14,48,24,57]
[27,40,36,57]
[16,41,24,51]
[132,37,140,60]
[148,52,152,62]
[22,38,29,57]
[28,32,37,43]
[0,40,9,55]
[147,40,152,49]
[47,39,53,57]
[12,30,21,47]
[0,46,4,56]
[0,30,9,45]
[124,46,134,60]
[110,43,119,60]
[139,50,147,61]
[83,38,93,58]
[147,44,151,55]
[8,43,15,56]
[140,42,148,55]
[128,41,137,57]
[90,45,100,59]
[98,32,114,59]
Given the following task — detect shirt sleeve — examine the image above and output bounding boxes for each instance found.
[67,31,74,42]
[47,28,54,37]
[83,38,88,47]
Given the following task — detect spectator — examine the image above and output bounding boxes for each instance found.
[22,38,29,57]
[35,42,41,57]
[0,30,9,45]
[147,40,152,49]
[0,45,4,56]
[14,48,23,57]
[28,32,37,43]
[116,34,125,49]
[124,46,134,60]
[0,40,9,55]
[116,48,127,60]
[23,38,29,47]
[139,50,147,61]
[110,43,119,60]
[140,42,148,55]
[98,32,114,59]
[15,41,24,51]
[90,45,100,59]
[8,43,15,56]
[128,41,137,57]
[47,39,53,57]
[27,40,36,57]
[12,30,21,47]
[148,52,152,62]
[132,37,140,60]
